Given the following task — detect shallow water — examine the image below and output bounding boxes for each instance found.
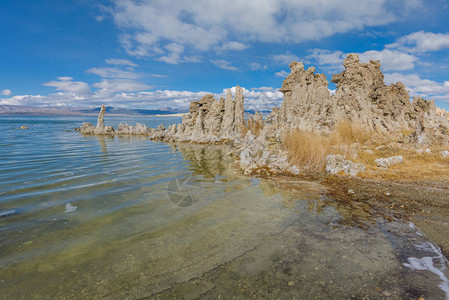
[0,116,448,299]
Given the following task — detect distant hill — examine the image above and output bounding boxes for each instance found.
[0,105,187,116]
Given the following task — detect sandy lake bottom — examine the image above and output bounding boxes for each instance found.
[1,116,448,299]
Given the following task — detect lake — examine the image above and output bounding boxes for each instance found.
[0,115,448,299]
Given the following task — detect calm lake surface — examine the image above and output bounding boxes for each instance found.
[1,115,448,299]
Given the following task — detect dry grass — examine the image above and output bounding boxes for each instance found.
[241,115,264,138]
[330,120,372,145]
[282,120,449,181]
[283,120,373,172]
[283,129,331,172]
[356,147,449,181]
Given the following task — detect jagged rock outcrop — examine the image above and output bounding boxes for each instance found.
[76,53,449,177]
[163,86,245,143]
[238,130,293,175]
[76,107,149,135]
[116,123,154,135]
[331,54,414,132]
[278,53,449,145]
[97,105,105,128]
[278,61,333,131]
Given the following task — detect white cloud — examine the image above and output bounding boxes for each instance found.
[274,70,289,77]
[385,73,449,102]
[111,0,410,63]
[388,31,449,53]
[1,89,12,96]
[272,52,300,66]
[86,67,141,79]
[153,43,201,64]
[57,76,74,81]
[0,89,210,109]
[307,49,345,66]
[223,86,283,112]
[358,49,417,71]
[43,77,91,95]
[306,48,417,71]
[211,59,239,71]
[105,58,138,67]
[156,43,184,64]
[219,41,249,51]
[151,74,169,78]
[249,62,267,71]
[95,15,106,22]
[92,79,152,93]
[0,84,284,111]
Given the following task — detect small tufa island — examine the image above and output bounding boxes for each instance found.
[77,54,449,180]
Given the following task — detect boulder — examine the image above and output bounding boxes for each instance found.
[325,154,365,176]
[375,156,403,169]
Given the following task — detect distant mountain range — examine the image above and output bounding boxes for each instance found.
[0,105,187,116]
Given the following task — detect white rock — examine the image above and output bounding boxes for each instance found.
[289,166,301,175]
[325,154,365,177]
[375,155,403,169]
[441,150,449,158]
[416,148,431,154]
[65,203,77,213]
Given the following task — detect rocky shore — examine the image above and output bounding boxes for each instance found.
[76,55,449,260]
[77,53,449,178]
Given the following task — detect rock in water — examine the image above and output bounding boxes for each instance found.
[65,203,77,213]
[75,53,449,175]
[96,104,106,128]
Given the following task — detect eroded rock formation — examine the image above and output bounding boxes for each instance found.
[76,53,449,176]
[276,54,449,146]
[277,61,333,131]
[97,105,105,128]
[160,86,245,143]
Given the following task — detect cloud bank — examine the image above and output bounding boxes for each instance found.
[111,0,418,64]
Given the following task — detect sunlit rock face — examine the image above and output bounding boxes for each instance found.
[77,53,449,175]
[169,86,245,143]
[279,61,333,132]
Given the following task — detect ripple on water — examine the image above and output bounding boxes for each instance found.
[0,116,448,299]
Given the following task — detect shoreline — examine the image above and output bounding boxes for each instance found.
[0,113,186,117]
[263,170,449,259]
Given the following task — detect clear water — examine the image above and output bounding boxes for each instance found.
[0,116,448,299]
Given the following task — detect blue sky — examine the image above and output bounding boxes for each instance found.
[1,0,449,111]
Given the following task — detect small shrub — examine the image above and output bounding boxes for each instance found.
[330,120,372,145]
[241,115,264,138]
[283,129,330,172]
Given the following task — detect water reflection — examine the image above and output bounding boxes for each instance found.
[168,142,235,179]
[96,135,113,157]
[1,138,448,299]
